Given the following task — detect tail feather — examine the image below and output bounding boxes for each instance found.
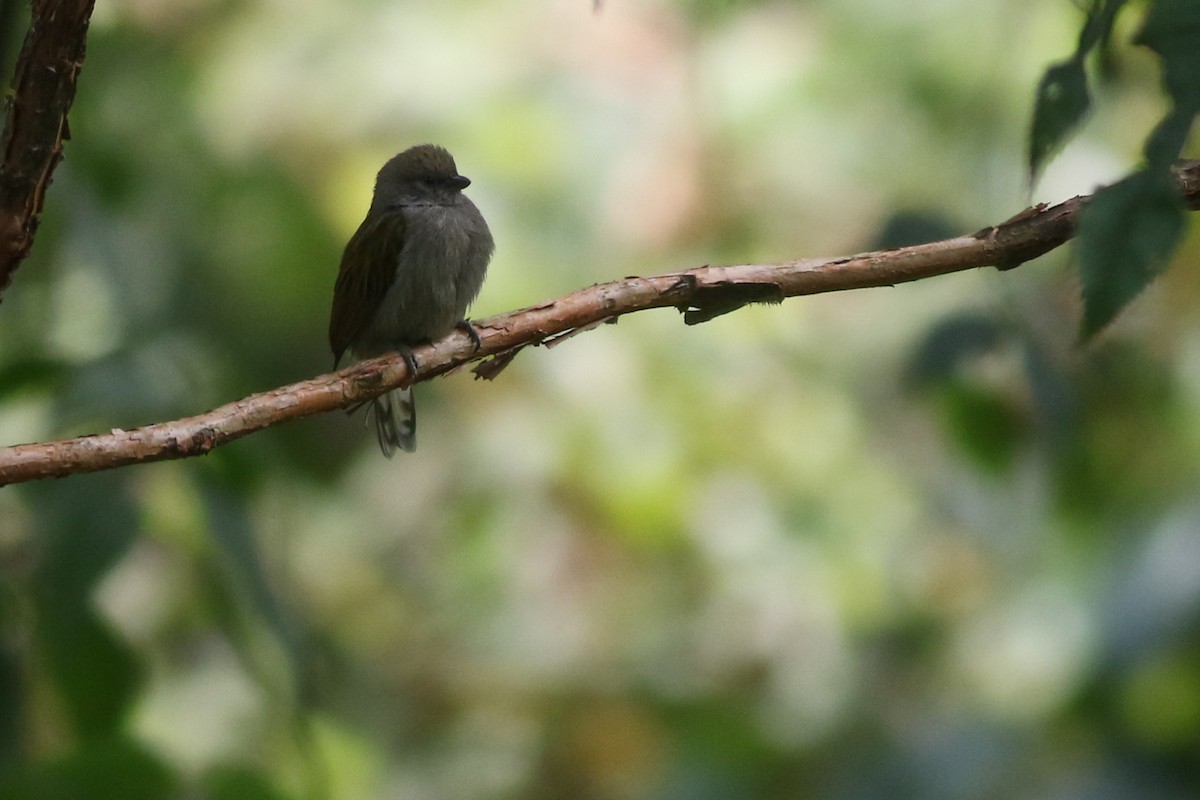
[371,387,416,457]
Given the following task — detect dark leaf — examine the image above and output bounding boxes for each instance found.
[870,209,963,250]
[1136,0,1200,114]
[1078,0,1130,53]
[1078,170,1185,339]
[0,609,21,762]
[1029,59,1091,183]
[28,474,143,736]
[1142,107,1196,169]
[905,314,1006,386]
[202,765,294,800]
[1028,0,1128,182]
[34,609,142,738]
[198,480,306,704]
[0,357,69,401]
[938,384,1024,475]
[0,735,176,800]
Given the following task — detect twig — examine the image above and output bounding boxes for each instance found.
[2,160,1197,486]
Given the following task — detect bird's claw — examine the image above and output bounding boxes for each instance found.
[456,319,483,352]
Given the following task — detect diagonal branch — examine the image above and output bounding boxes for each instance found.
[1,160,1198,486]
[0,0,95,300]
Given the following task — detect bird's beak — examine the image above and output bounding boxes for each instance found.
[449,174,471,190]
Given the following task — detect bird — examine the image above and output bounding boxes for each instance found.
[329,144,494,456]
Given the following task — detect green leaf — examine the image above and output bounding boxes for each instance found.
[56,737,175,800]
[198,479,308,705]
[202,765,294,800]
[1029,59,1092,183]
[1078,0,1130,53]
[1136,0,1200,113]
[1078,169,1186,339]
[0,615,21,761]
[1028,0,1129,182]
[28,474,144,737]
[0,358,69,402]
[905,314,1005,386]
[0,735,176,800]
[1142,107,1196,169]
[34,608,143,739]
[939,384,1024,475]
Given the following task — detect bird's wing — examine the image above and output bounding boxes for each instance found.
[329,210,407,365]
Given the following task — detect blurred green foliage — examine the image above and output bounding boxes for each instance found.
[1033,0,1199,338]
[2,1,1200,798]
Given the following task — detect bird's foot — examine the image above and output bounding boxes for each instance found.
[456,319,483,351]
[398,346,419,381]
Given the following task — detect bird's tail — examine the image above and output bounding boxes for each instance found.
[371,387,417,457]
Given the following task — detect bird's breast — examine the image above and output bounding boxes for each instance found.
[354,202,493,354]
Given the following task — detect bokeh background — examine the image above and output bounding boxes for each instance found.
[3,0,1200,798]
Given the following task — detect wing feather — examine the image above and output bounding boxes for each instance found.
[328,211,407,365]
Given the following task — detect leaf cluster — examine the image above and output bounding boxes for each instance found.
[1030,0,1200,338]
